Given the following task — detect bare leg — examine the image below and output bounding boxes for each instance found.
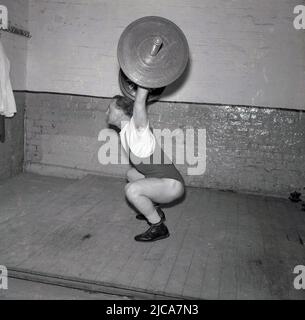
[125,178,184,224]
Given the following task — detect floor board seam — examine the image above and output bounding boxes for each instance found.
[7,267,202,300]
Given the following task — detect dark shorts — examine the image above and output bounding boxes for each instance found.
[132,163,185,186]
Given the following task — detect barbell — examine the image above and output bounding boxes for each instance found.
[117,16,189,101]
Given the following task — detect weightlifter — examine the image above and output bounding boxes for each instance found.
[106,87,185,242]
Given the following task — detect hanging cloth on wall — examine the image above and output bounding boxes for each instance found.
[0,40,16,117]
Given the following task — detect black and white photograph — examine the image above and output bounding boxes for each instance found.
[0,0,305,304]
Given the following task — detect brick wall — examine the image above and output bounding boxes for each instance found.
[24,92,305,198]
[0,92,26,180]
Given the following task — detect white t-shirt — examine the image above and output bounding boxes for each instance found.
[119,117,156,158]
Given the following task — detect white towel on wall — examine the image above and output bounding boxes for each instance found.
[0,40,17,117]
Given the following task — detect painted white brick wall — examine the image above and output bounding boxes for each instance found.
[26,0,305,110]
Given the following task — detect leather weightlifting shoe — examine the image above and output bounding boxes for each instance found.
[136,206,166,225]
[134,222,170,242]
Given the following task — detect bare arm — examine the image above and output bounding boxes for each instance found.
[133,87,149,129]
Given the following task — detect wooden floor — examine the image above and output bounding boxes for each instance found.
[0,173,304,300]
[0,278,130,300]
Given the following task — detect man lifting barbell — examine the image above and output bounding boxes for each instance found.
[106,88,185,242]
[106,16,189,242]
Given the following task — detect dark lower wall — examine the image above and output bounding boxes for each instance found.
[0,92,26,180]
[24,92,305,198]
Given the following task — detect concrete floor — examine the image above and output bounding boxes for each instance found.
[0,173,304,300]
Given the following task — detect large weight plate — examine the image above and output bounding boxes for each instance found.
[118,16,189,88]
